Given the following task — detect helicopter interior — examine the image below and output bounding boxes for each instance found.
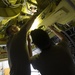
[0,0,75,74]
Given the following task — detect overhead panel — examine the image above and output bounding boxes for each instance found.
[37,0,75,28]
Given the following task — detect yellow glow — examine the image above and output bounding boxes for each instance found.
[8,0,17,5]
[22,5,26,13]
[2,13,20,25]
[30,17,42,30]
[31,0,37,4]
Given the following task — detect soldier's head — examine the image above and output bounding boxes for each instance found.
[31,29,51,50]
[6,25,20,36]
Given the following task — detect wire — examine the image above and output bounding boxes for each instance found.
[2,0,27,8]
[2,0,9,6]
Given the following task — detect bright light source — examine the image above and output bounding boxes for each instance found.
[30,18,39,30]
[30,15,43,30]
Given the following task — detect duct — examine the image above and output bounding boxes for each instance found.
[0,0,23,17]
